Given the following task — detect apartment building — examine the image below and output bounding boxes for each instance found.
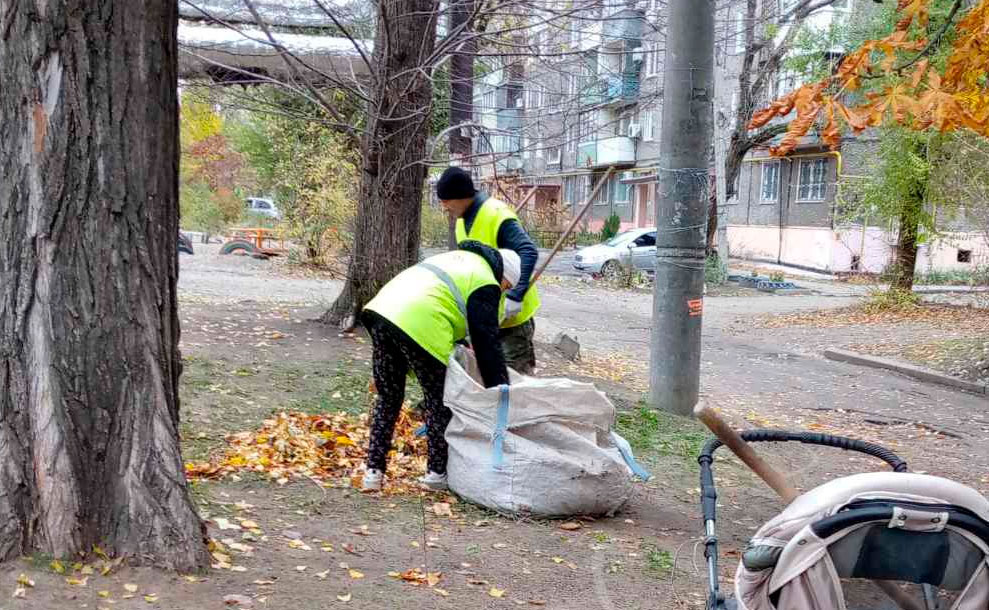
[470,0,988,273]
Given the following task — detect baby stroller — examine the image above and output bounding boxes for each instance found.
[698,430,989,610]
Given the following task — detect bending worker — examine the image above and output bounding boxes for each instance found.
[436,167,540,374]
[360,241,521,492]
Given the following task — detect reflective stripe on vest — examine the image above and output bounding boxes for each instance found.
[455,197,541,328]
[364,250,497,364]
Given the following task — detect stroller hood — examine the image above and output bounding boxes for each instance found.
[735,472,989,610]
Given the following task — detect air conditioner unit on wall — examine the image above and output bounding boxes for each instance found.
[628,123,642,138]
[515,97,524,109]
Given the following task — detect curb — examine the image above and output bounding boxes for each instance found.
[824,348,989,396]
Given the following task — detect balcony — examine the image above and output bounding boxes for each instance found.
[576,136,636,168]
[580,72,640,107]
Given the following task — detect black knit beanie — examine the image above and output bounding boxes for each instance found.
[436,167,476,200]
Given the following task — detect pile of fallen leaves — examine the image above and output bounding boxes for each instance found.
[755,303,989,331]
[185,409,427,494]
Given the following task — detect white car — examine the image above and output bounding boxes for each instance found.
[573,228,657,276]
[245,197,281,220]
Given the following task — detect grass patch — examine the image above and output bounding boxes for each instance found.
[644,546,674,577]
[616,406,708,461]
[281,359,375,415]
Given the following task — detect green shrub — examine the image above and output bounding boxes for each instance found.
[600,213,621,241]
[704,254,728,286]
[420,202,450,248]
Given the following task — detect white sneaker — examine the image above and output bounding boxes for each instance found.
[418,471,448,491]
[362,468,383,492]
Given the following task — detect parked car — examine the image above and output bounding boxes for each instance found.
[178,231,194,255]
[573,228,657,276]
[245,197,281,220]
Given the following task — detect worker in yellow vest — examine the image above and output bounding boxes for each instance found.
[436,167,540,374]
[360,241,522,492]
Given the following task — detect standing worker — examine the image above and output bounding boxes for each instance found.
[436,167,540,374]
[360,241,521,492]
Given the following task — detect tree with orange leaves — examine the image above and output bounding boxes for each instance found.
[752,0,989,292]
[751,0,988,156]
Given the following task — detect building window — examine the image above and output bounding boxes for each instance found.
[578,111,595,142]
[646,42,660,77]
[958,249,973,263]
[734,12,746,54]
[570,18,581,47]
[527,84,542,110]
[482,88,496,112]
[642,108,655,141]
[760,161,780,203]
[547,145,562,165]
[797,158,828,202]
[613,174,632,204]
[566,123,578,154]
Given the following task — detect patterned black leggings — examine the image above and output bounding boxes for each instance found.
[363,314,451,475]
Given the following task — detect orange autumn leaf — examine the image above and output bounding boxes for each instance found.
[896,0,930,31]
[751,0,989,157]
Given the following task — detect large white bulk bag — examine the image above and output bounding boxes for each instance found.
[443,347,648,517]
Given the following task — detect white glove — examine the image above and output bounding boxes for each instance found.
[504,297,523,321]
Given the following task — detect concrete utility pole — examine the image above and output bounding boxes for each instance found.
[650,0,715,416]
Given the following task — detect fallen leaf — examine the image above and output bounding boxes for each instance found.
[432,502,453,517]
[12,586,26,599]
[223,593,254,607]
[213,552,232,564]
[230,566,248,572]
[315,570,330,580]
[80,565,95,575]
[426,572,441,587]
[387,571,401,578]
[295,566,307,572]
[348,569,364,580]
[433,588,450,597]
[552,557,564,564]
[214,517,241,531]
[124,583,139,593]
[16,574,34,588]
[489,587,506,598]
[50,559,66,574]
[252,580,276,586]
[144,593,159,603]
[342,543,360,555]
[337,593,352,602]
[492,543,507,549]
[98,590,110,598]
[240,520,260,530]
[66,576,89,586]
[529,601,547,606]
[559,522,582,531]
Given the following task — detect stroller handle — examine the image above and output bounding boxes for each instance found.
[696,430,907,610]
[697,429,908,527]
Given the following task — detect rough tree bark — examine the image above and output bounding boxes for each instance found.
[0,0,209,569]
[321,0,441,327]
[891,202,922,292]
[446,0,476,250]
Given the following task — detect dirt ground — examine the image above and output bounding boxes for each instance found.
[7,245,989,610]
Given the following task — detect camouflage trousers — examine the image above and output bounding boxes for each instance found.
[500,318,536,375]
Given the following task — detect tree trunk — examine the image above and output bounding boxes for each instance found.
[446,0,475,250]
[0,1,209,570]
[891,199,922,292]
[321,0,441,327]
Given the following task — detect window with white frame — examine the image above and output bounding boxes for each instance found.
[646,42,660,77]
[547,145,562,165]
[760,161,780,203]
[566,123,578,153]
[482,87,496,113]
[526,84,542,110]
[734,12,746,54]
[613,174,632,204]
[797,158,828,202]
[642,107,655,141]
[570,18,581,47]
